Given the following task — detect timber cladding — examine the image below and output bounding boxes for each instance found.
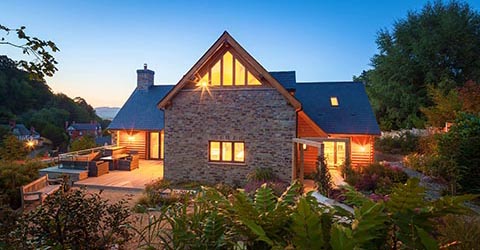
[116,130,147,159]
[163,88,296,185]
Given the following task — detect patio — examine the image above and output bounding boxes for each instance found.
[74,160,163,190]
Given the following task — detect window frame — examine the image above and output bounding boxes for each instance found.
[208,140,245,163]
[330,97,339,107]
[198,49,262,87]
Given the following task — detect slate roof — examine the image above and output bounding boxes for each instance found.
[68,123,101,131]
[294,82,381,135]
[269,71,296,90]
[108,85,174,130]
[270,71,380,135]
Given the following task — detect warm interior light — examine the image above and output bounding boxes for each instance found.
[330,97,339,106]
[360,146,366,152]
[26,141,35,148]
[201,81,208,87]
[302,144,307,150]
[128,135,135,142]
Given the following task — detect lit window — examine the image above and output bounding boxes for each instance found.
[210,141,221,161]
[197,50,261,86]
[223,51,233,86]
[235,59,245,85]
[234,142,245,162]
[330,97,339,106]
[211,60,221,86]
[222,142,232,161]
[247,71,261,85]
[209,141,245,163]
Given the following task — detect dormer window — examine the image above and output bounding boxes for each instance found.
[197,50,261,87]
[330,97,339,107]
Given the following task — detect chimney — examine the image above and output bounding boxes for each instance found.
[137,63,155,90]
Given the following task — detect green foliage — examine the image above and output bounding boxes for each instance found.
[0,205,20,248]
[437,215,480,250]
[10,188,132,249]
[247,167,276,182]
[0,25,59,80]
[345,162,408,195]
[437,113,480,194]
[0,135,28,161]
[0,160,46,208]
[290,198,325,249]
[421,85,462,127]
[375,131,420,155]
[70,135,96,152]
[315,156,333,197]
[0,55,105,148]
[132,179,475,250]
[357,1,480,129]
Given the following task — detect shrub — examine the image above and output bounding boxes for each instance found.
[69,135,96,151]
[314,156,332,197]
[0,160,46,208]
[375,131,419,155]
[245,167,288,196]
[0,135,28,161]
[133,179,475,250]
[436,113,480,194]
[345,162,408,195]
[0,205,20,248]
[136,179,196,209]
[438,215,480,250]
[11,188,132,249]
[247,167,275,182]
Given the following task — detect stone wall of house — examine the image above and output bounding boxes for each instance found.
[163,88,296,186]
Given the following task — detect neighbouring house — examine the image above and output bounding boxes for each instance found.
[66,121,102,140]
[2,121,41,146]
[109,31,380,185]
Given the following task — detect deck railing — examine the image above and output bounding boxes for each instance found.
[42,145,117,164]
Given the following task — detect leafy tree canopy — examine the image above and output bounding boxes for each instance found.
[0,25,59,80]
[357,1,480,130]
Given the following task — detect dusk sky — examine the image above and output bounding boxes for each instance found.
[2,0,480,107]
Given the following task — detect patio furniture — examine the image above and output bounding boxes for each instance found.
[87,161,109,177]
[100,153,130,170]
[20,174,62,210]
[118,154,140,171]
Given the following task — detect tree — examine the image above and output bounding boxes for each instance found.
[458,80,480,113]
[420,85,462,127]
[0,25,59,80]
[357,1,480,130]
[0,135,28,161]
[70,135,96,152]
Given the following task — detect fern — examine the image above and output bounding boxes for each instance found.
[254,183,276,214]
[290,198,325,249]
[351,200,388,248]
[330,224,354,250]
[277,181,302,208]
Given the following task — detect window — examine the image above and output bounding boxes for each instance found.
[330,97,339,107]
[197,50,261,87]
[209,141,245,163]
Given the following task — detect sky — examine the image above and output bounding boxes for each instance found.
[1,0,480,107]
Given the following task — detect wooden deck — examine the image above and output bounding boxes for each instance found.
[74,160,163,190]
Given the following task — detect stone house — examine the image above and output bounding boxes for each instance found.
[109,32,380,185]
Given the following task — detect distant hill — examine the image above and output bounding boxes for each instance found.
[95,107,120,120]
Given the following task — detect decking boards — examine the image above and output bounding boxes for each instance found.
[74,160,163,190]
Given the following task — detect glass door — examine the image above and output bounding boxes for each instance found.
[149,132,160,159]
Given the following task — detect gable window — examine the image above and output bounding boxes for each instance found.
[209,140,245,163]
[330,97,339,107]
[197,51,261,87]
